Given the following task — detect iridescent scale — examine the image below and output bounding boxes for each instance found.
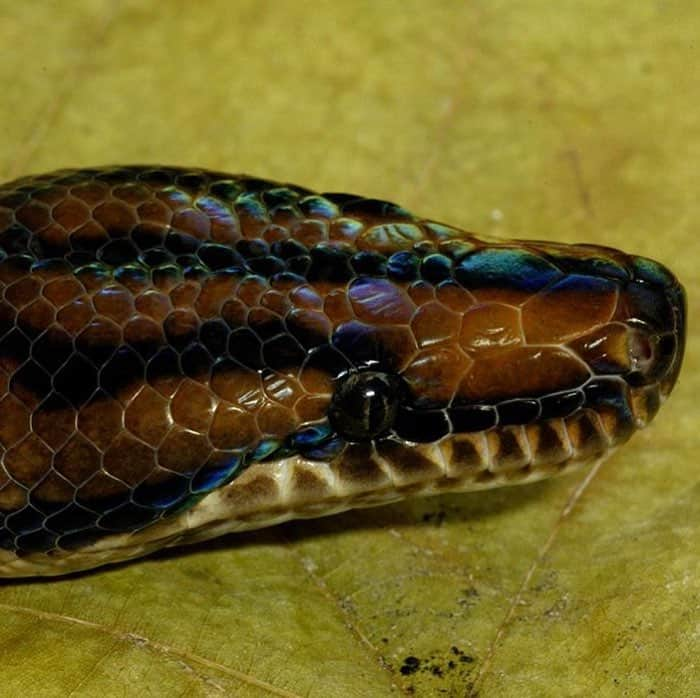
[0,166,686,576]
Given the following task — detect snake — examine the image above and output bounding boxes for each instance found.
[0,166,685,577]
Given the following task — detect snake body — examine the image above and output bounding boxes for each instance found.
[0,166,685,576]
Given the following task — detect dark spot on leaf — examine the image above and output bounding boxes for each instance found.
[400,656,421,676]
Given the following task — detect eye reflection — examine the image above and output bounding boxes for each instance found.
[328,370,405,442]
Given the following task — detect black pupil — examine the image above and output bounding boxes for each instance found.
[328,371,403,442]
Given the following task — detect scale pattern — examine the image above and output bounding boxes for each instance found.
[0,166,686,575]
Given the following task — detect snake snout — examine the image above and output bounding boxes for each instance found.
[622,258,686,400]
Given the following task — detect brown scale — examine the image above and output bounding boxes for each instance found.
[0,166,686,576]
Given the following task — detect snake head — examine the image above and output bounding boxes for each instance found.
[325,243,686,448]
[0,166,687,576]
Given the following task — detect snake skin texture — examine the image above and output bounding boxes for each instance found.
[0,166,685,576]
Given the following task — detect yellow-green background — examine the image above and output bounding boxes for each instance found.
[0,2,697,696]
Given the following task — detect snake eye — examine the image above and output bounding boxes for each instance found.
[328,370,405,442]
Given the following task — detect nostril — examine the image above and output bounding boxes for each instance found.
[628,330,653,369]
[626,329,678,387]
